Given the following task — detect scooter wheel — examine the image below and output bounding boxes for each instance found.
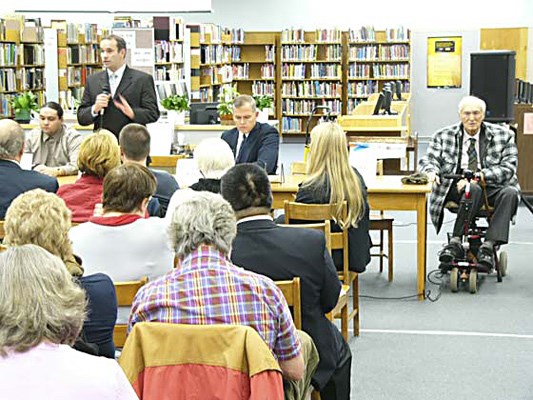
[450,267,459,293]
[469,269,478,294]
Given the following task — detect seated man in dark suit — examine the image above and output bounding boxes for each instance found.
[119,123,179,217]
[221,163,351,400]
[0,119,58,219]
[221,95,279,174]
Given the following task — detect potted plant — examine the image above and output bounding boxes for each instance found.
[217,85,239,125]
[253,95,274,123]
[10,92,39,124]
[161,94,189,125]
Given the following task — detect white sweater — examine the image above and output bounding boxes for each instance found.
[70,217,174,282]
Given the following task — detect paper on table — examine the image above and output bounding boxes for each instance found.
[146,121,173,156]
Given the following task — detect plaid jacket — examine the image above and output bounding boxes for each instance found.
[419,122,520,233]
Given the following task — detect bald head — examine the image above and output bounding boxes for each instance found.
[0,119,24,161]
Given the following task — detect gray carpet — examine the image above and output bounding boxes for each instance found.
[349,204,533,400]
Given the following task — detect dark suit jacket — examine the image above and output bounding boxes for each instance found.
[151,169,179,217]
[221,122,279,174]
[295,168,372,273]
[230,219,343,390]
[0,159,59,219]
[77,66,160,138]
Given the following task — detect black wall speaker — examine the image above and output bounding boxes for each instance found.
[470,50,516,122]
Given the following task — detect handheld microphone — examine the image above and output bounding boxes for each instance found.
[100,83,111,116]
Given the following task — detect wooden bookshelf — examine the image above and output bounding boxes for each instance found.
[279,28,343,135]
[230,31,278,118]
[346,26,410,113]
[153,17,185,82]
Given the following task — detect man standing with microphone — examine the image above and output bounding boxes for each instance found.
[77,34,160,140]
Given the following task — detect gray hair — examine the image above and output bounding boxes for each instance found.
[194,138,235,179]
[458,95,486,114]
[0,119,24,159]
[168,191,236,259]
[233,94,257,112]
[0,245,86,356]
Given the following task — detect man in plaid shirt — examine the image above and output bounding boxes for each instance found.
[419,95,520,270]
[128,190,311,385]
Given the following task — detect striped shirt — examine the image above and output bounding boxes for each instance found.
[128,245,301,361]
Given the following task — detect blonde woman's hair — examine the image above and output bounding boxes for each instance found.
[0,245,86,356]
[194,138,235,179]
[4,189,75,265]
[302,122,365,228]
[77,130,121,178]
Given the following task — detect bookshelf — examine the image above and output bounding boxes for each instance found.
[280,28,343,134]
[0,16,45,118]
[346,26,410,113]
[196,23,232,103]
[153,16,185,82]
[53,21,102,111]
[229,31,278,118]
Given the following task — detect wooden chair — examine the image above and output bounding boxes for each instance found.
[369,160,394,281]
[0,220,5,241]
[278,222,350,341]
[113,277,148,348]
[284,200,359,338]
[275,277,302,330]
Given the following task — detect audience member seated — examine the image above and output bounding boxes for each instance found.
[57,130,121,223]
[25,101,82,177]
[0,245,137,399]
[3,189,117,358]
[70,163,173,322]
[119,123,179,217]
[221,163,351,400]
[0,119,58,219]
[290,122,371,273]
[190,137,235,193]
[128,191,319,397]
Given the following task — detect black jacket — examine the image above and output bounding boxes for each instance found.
[231,218,344,390]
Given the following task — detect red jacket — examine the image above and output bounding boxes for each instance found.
[119,322,284,400]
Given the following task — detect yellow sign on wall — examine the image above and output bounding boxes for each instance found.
[427,36,462,88]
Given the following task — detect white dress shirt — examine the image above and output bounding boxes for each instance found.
[461,130,480,170]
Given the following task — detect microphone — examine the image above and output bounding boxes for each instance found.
[100,83,111,116]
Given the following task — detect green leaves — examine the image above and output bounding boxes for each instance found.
[10,92,39,114]
[160,94,189,112]
[253,95,273,111]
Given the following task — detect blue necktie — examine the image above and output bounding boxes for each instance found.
[237,134,247,162]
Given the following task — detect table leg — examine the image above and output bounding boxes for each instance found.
[417,194,428,300]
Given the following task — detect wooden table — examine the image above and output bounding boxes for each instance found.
[270,175,432,300]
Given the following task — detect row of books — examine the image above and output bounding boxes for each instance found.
[252,81,275,96]
[232,64,249,79]
[0,94,16,117]
[281,45,317,61]
[58,87,85,111]
[230,28,244,44]
[347,81,378,97]
[155,65,184,81]
[66,44,100,65]
[20,44,44,65]
[373,64,410,78]
[154,41,184,63]
[309,64,342,79]
[64,23,99,44]
[20,67,44,91]
[0,69,17,92]
[282,99,342,115]
[200,45,231,65]
[281,117,304,133]
[66,66,99,87]
[230,45,275,63]
[315,29,342,43]
[282,81,342,98]
[348,27,376,42]
[260,64,275,78]
[0,43,17,66]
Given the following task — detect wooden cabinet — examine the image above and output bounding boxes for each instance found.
[514,103,533,195]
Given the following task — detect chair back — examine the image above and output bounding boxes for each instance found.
[113,277,148,347]
[119,322,284,400]
[278,221,331,254]
[0,220,4,241]
[284,200,350,284]
[275,277,302,330]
